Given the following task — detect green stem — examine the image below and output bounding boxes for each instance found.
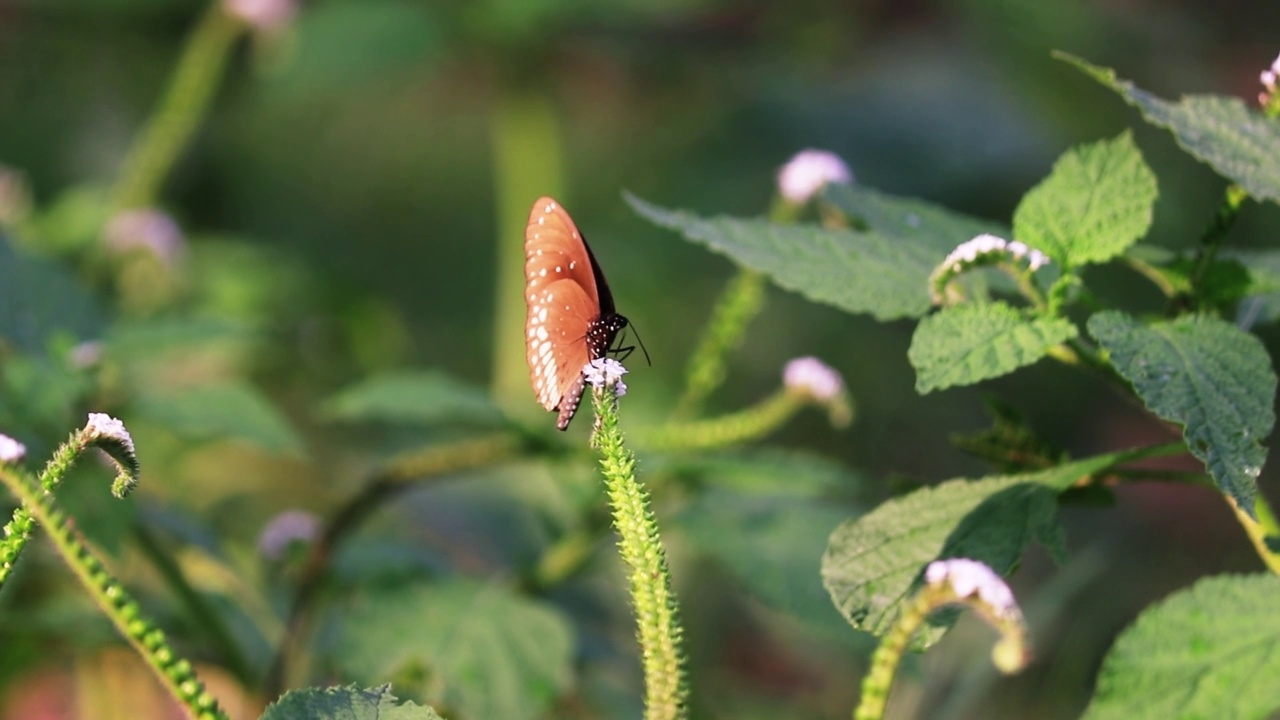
[854,592,931,720]
[0,506,36,588]
[1183,183,1248,309]
[591,385,688,720]
[670,198,796,419]
[1,428,91,590]
[642,391,804,451]
[267,433,522,696]
[112,4,244,210]
[490,87,565,413]
[1227,494,1280,576]
[671,269,767,419]
[0,465,228,720]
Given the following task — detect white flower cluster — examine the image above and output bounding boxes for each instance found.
[0,433,26,464]
[940,233,1049,274]
[776,150,854,205]
[583,358,628,397]
[925,558,1018,618]
[783,357,844,403]
[85,413,135,455]
[930,233,1049,304]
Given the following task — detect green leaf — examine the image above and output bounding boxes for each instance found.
[1083,574,1280,720]
[320,370,504,427]
[107,317,254,359]
[334,580,574,720]
[1088,311,1275,512]
[824,184,1009,251]
[1059,53,1280,204]
[261,684,444,720]
[679,491,853,627]
[134,382,305,456]
[626,193,938,320]
[822,449,1141,646]
[1012,132,1158,266]
[0,237,105,354]
[952,397,1068,473]
[908,302,1078,394]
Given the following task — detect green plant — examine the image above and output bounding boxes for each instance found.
[2,0,1279,716]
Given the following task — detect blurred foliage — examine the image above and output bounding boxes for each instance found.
[0,0,1278,719]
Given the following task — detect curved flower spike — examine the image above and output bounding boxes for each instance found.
[84,413,140,498]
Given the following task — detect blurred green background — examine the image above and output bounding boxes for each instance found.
[1,0,1279,718]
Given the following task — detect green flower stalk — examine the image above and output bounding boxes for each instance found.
[0,419,228,720]
[645,356,852,451]
[671,268,767,419]
[855,559,1030,720]
[2,414,142,589]
[112,2,246,211]
[672,149,853,419]
[587,359,689,720]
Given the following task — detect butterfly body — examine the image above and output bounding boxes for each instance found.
[524,196,629,430]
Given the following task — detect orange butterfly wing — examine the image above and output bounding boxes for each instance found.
[524,197,604,417]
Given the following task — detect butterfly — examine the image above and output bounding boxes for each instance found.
[524,196,630,430]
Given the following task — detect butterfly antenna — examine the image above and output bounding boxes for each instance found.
[629,322,652,367]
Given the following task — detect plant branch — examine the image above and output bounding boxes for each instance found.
[265,432,522,696]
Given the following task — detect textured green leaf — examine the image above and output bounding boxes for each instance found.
[822,450,1140,646]
[321,370,504,427]
[335,580,574,720]
[261,684,443,720]
[824,184,1009,251]
[134,382,304,455]
[626,193,937,320]
[1088,311,1275,512]
[1083,574,1280,720]
[908,302,1078,394]
[1060,53,1280,204]
[1013,132,1157,266]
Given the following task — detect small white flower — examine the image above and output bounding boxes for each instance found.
[104,208,185,268]
[925,558,1017,617]
[85,413,135,456]
[583,358,628,396]
[258,509,321,560]
[783,357,844,402]
[777,149,853,205]
[224,0,297,32]
[937,233,1049,278]
[0,434,26,464]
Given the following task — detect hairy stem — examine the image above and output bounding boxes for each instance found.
[591,386,688,720]
[0,465,228,720]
